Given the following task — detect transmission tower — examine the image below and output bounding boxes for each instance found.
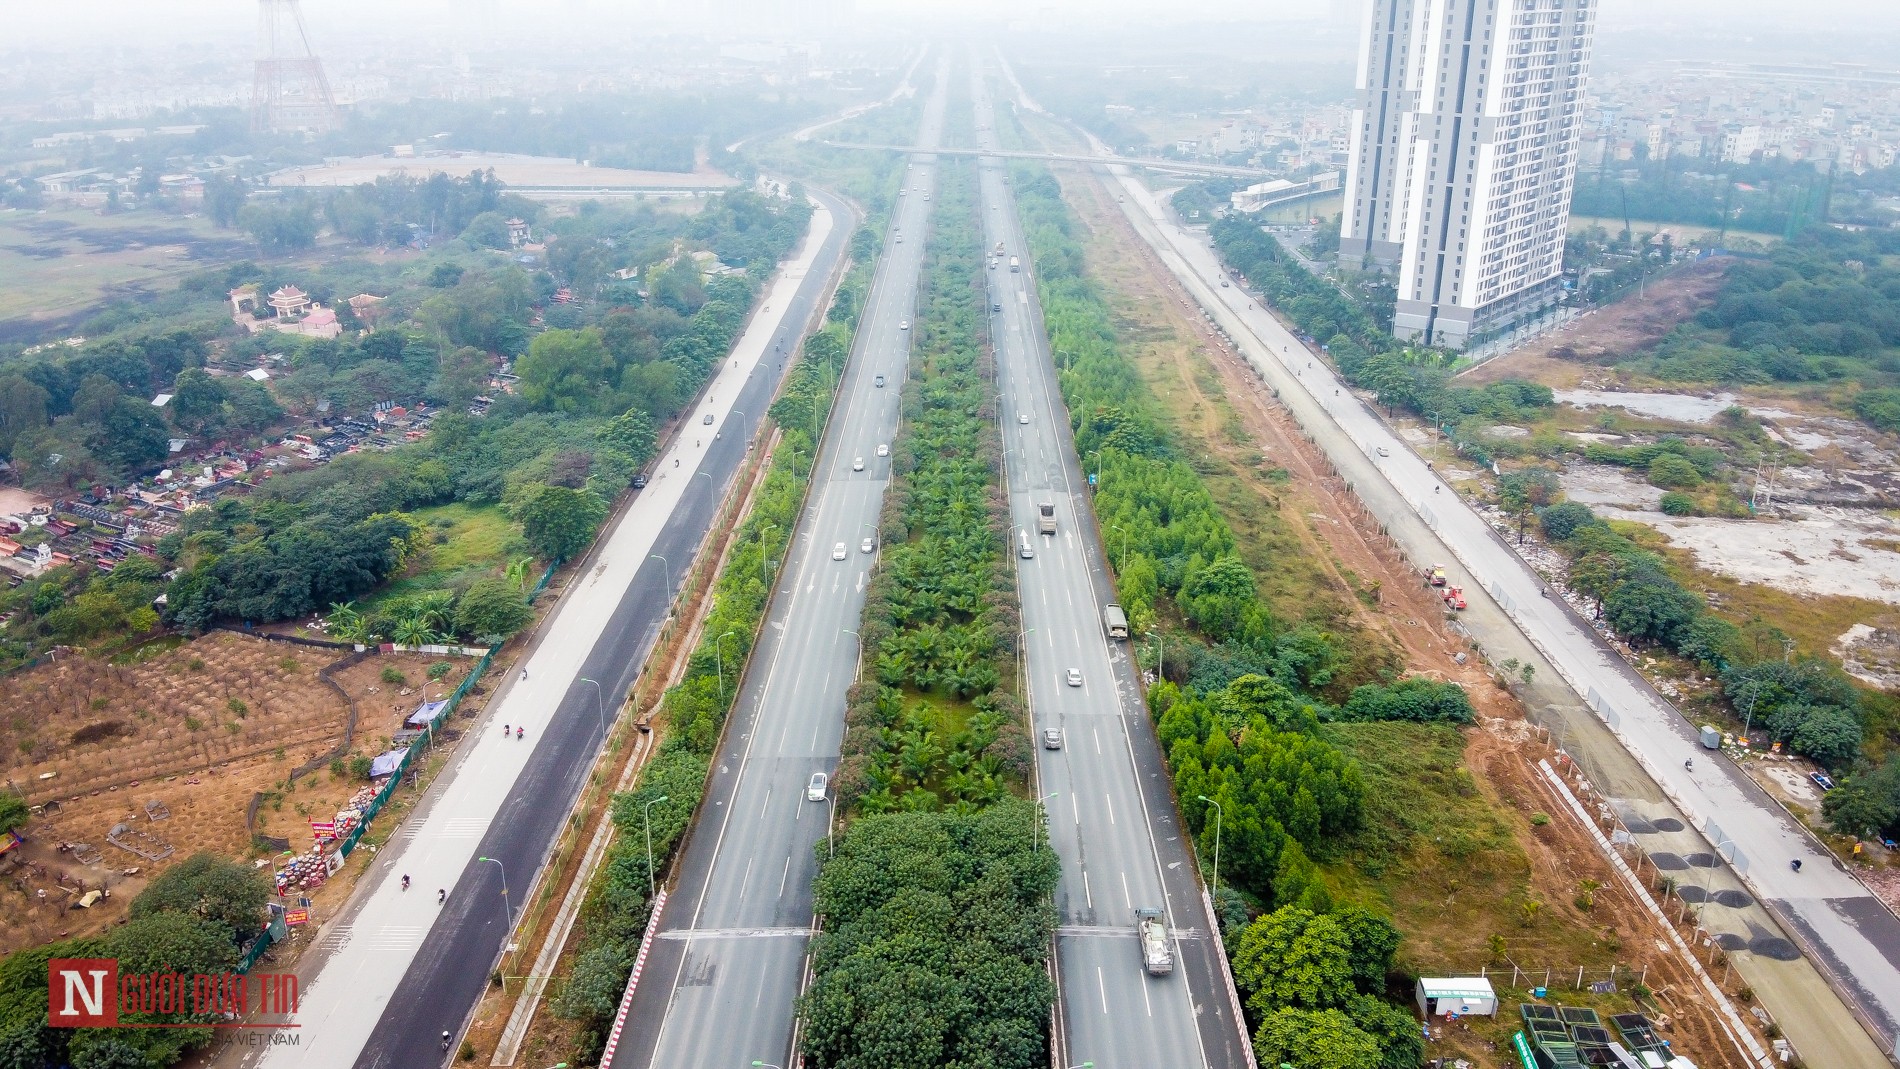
[251,0,340,134]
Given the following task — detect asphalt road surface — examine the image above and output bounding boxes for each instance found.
[1095,160,1900,1060]
[241,187,854,1069]
[973,70,1251,1069]
[604,62,951,1069]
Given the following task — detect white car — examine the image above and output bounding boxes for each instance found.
[832,542,847,561]
[1375,446,1390,458]
[876,443,889,457]
[1018,413,1029,425]
[860,537,875,553]
[1065,668,1083,687]
[899,320,910,330]
[853,456,865,471]
[807,772,828,801]
[701,413,714,425]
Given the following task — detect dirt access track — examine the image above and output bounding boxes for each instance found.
[0,631,476,956]
[1047,161,1758,1069]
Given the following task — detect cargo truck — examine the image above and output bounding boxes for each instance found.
[1104,604,1129,640]
[1009,255,1021,273]
[1036,501,1056,535]
[1136,908,1173,975]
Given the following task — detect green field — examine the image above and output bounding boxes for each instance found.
[363,502,526,610]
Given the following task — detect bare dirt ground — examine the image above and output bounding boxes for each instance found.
[1463,257,1733,383]
[0,632,470,956]
[1049,162,1759,1069]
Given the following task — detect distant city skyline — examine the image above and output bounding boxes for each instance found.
[5,0,1899,52]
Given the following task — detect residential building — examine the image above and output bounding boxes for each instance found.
[1339,0,1598,349]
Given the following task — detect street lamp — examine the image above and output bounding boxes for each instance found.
[861,522,879,549]
[1088,449,1104,489]
[649,554,672,601]
[1149,630,1165,683]
[825,793,837,858]
[1109,523,1128,574]
[842,628,861,678]
[1016,627,1035,702]
[1034,792,1058,853]
[715,631,737,698]
[752,1063,783,1069]
[1196,796,1223,899]
[758,522,778,586]
[577,676,608,737]
[476,856,511,926]
[643,796,669,900]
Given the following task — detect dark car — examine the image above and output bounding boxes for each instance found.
[632,473,648,489]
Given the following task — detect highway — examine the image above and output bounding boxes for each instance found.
[239,188,855,1069]
[1091,152,1900,1063]
[973,68,1252,1069]
[605,60,950,1069]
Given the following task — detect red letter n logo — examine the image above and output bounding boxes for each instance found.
[48,958,118,1028]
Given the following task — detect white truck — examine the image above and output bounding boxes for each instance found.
[1136,908,1173,976]
[1036,501,1056,535]
[1009,255,1021,273]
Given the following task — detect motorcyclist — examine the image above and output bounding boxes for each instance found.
[1791,858,1803,872]
[503,723,509,736]
[516,727,524,740]
[401,874,410,890]
[1684,759,1693,770]
[441,1031,451,1051]
[437,888,446,904]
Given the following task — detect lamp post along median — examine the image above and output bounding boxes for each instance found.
[643,796,669,900]
[1196,795,1223,900]
[577,676,607,737]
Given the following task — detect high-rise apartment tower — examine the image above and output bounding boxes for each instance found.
[1338,0,1595,349]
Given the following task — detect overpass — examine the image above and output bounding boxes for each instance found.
[818,139,1274,178]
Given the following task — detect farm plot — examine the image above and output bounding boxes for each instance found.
[0,632,472,955]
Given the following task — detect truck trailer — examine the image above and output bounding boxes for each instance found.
[1036,501,1056,535]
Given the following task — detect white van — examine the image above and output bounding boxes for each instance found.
[1018,531,1035,559]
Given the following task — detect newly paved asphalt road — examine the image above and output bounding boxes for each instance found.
[1094,157,1900,1062]
[239,186,854,1069]
[606,61,951,1069]
[973,68,1251,1069]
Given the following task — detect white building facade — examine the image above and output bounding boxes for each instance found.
[1339,0,1597,349]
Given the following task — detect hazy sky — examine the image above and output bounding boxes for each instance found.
[6,0,1899,56]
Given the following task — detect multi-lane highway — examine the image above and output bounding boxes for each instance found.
[240,191,855,1069]
[606,61,950,1069]
[1086,135,1900,1065]
[973,68,1252,1069]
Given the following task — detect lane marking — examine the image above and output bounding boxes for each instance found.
[760,789,772,820]
[1097,968,1109,1015]
[1083,870,1093,909]
[1121,871,1132,912]
[1104,792,1115,827]
[778,855,792,899]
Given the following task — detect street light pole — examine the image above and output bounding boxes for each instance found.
[842,628,862,678]
[1109,523,1128,574]
[715,630,737,699]
[643,795,669,900]
[577,676,607,737]
[1034,792,1058,853]
[1089,449,1103,489]
[649,554,672,604]
[1196,795,1223,900]
[758,522,778,586]
[476,856,511,926]
[1149,630,1165,683]
[1016,628,1035,702]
